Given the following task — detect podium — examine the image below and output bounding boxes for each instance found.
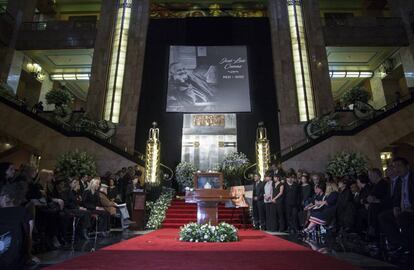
[185,189,233,225]
[131,191,146,230]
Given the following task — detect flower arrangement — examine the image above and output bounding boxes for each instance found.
[326,151,369,178]
[218,152,250,187]
[45,87,74,106]
[145,188,175,230]
[341,86,371,106]
[175,162,197,190]
[55,150,97,178]
[179,222,239,242]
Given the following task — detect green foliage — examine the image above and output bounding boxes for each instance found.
[179,222,239,242]
[341,86,371,106]
[218,152,250,187]
[45,88,74,106]
[326,151,368,178]
[145,188,175,230]
[55,150,97,178]
[175,162,197,190]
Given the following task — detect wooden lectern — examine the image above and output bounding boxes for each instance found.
[185,173,233,225]
[131,191,146,230]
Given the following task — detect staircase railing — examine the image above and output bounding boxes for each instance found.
[272,92,414,162]
[0,89,144,166]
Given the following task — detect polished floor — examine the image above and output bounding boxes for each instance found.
[30,229,412,270]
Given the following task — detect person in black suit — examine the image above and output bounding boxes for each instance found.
[252,173,261,229]
[284,173,300,233]
[379,157,414,252]
[272,173,285,232]
[366,168,391,237]
[254,173,266,230]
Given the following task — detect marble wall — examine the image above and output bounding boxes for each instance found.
[283,102,414,172]
[0,102,137,174]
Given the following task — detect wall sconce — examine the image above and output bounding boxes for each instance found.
[256,122,270,181]
[26,62,45,81]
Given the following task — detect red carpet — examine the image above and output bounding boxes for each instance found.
[46,229,359,270]
[163,199,250,228]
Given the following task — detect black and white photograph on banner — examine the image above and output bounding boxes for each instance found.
[166,46,251,113]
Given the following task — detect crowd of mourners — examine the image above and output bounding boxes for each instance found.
[1,157,413,269]
[252,157,414,256]
[0,162,143,269]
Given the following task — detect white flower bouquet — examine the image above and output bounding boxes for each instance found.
[179,222,239,242]
[145,188,175,229]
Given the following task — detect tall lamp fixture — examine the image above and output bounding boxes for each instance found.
[144,122,161,187]
[287,0,315,122]
[256,122,270,181]
[104,0,133,123]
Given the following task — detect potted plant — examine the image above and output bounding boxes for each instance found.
[326,151,368,179]
[340,86,371,109]
[55,150,97,178]
[175,162,197,191]
[45,87,74,107]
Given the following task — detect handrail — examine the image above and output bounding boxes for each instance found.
[272,92,414,162]
[20,19,97,31]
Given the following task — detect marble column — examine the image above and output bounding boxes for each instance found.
[302,0,334,115]
[86,0,117,120]
[388,0,414,82]
[268,0,306,149]
[369,75,387,109]
[115,0,150,154]
[0,0,37,82]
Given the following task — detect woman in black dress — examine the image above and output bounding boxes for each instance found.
[83,178,110,233]
[272,174,285,232]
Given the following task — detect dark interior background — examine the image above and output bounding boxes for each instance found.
[136,17,280,170]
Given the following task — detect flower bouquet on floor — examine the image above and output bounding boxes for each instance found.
[179,222,239,242]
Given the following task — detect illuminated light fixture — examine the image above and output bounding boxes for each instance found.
[50,73,91,81]
[104,0,133,123]
[144,122,161,187]
[255,122,270,181]
[287,0,315,122]
[26,61,45,81]
[380,151,393,173]
[329,71,374,79]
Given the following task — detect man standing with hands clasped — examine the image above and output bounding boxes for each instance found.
[379,157,414,254]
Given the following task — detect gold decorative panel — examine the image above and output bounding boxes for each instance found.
[193,115,225,127]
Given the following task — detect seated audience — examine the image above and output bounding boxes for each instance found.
[0,162,16,189]
[83,178,110,234]
[0,181,31,270]
[303,182,338,233]
[58,179,91,240]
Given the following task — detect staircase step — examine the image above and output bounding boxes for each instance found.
[166,213,244,218]
[163,218,243,223]
[162,200,252,229]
